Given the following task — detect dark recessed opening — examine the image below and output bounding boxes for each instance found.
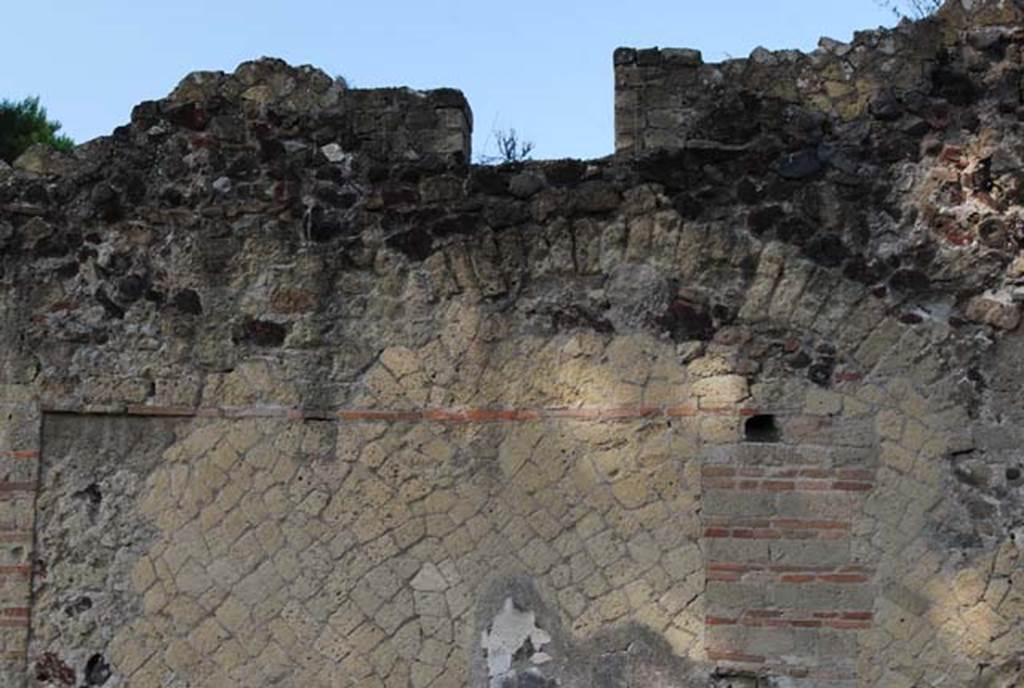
[85,653,112,686]
[744,414,780,443]
[1006,466,1021,482]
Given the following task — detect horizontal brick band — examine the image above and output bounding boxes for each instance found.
[669,404,760,417]
[0,531,33,544]
[0,566,31,578]
[704,517,852,542]
[0,451,38,460]
[45,402,769,423]
[706,609,873,630]
[702,477,874,492]
[0,482,34,498]
[429,409,541,421]
[701,466,874,480]
[0,619,28,628]
[336,409,426,421]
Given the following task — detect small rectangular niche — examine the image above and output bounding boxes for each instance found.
[744,414,780,443]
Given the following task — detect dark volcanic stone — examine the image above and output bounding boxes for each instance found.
[386,226,434,261]
[468,167,509,195]
[165,102,209,131]
[808,360,834,387]
[575,181,621,213]
[543,160,586,187]
[774,149,823,180]
[171,289,203,315]
[95,287,126,320]
[509,173,545,199]
[869,91,903,121]
[657,300,715,342]
[117,274,149,303]
[803,234,849,268]
[747,205,784,234]
[932,62,978,106]
[84,654,112,686]
[889,268,931,294]
[90,183,122,222]
[234,317,289,347]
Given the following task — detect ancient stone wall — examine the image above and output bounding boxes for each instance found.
[1,1,1024,686]
[614,0,1023,156]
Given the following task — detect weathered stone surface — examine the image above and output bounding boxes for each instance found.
[965,293,1021,330]
[12,144,69,176]
[2,3,1024,687]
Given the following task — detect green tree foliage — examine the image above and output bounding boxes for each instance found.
[0,96,74,163]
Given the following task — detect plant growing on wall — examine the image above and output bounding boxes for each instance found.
[0,96,74,163]
[875,0,943,19]
[479,128,535,165]
[494,128,534,163]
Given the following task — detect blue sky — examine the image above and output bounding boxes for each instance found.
[4,1,898,160]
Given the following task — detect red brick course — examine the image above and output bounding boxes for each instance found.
[0,567,31,578]
[705,610,873,630]
[703,478,873,492]
[0,452,38,460]
[701,464,875,493]
[50,402,772,423]
[0,532,32,545]
[703,518,854,542]
[0,483,35,498]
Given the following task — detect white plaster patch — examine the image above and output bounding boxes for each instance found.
[481,598,553,687]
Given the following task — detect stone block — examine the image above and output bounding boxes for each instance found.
[769,539,851,567]
[703,490,776,517]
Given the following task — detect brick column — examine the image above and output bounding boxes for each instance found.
[699,421,877,686]
[0,386,40,687]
